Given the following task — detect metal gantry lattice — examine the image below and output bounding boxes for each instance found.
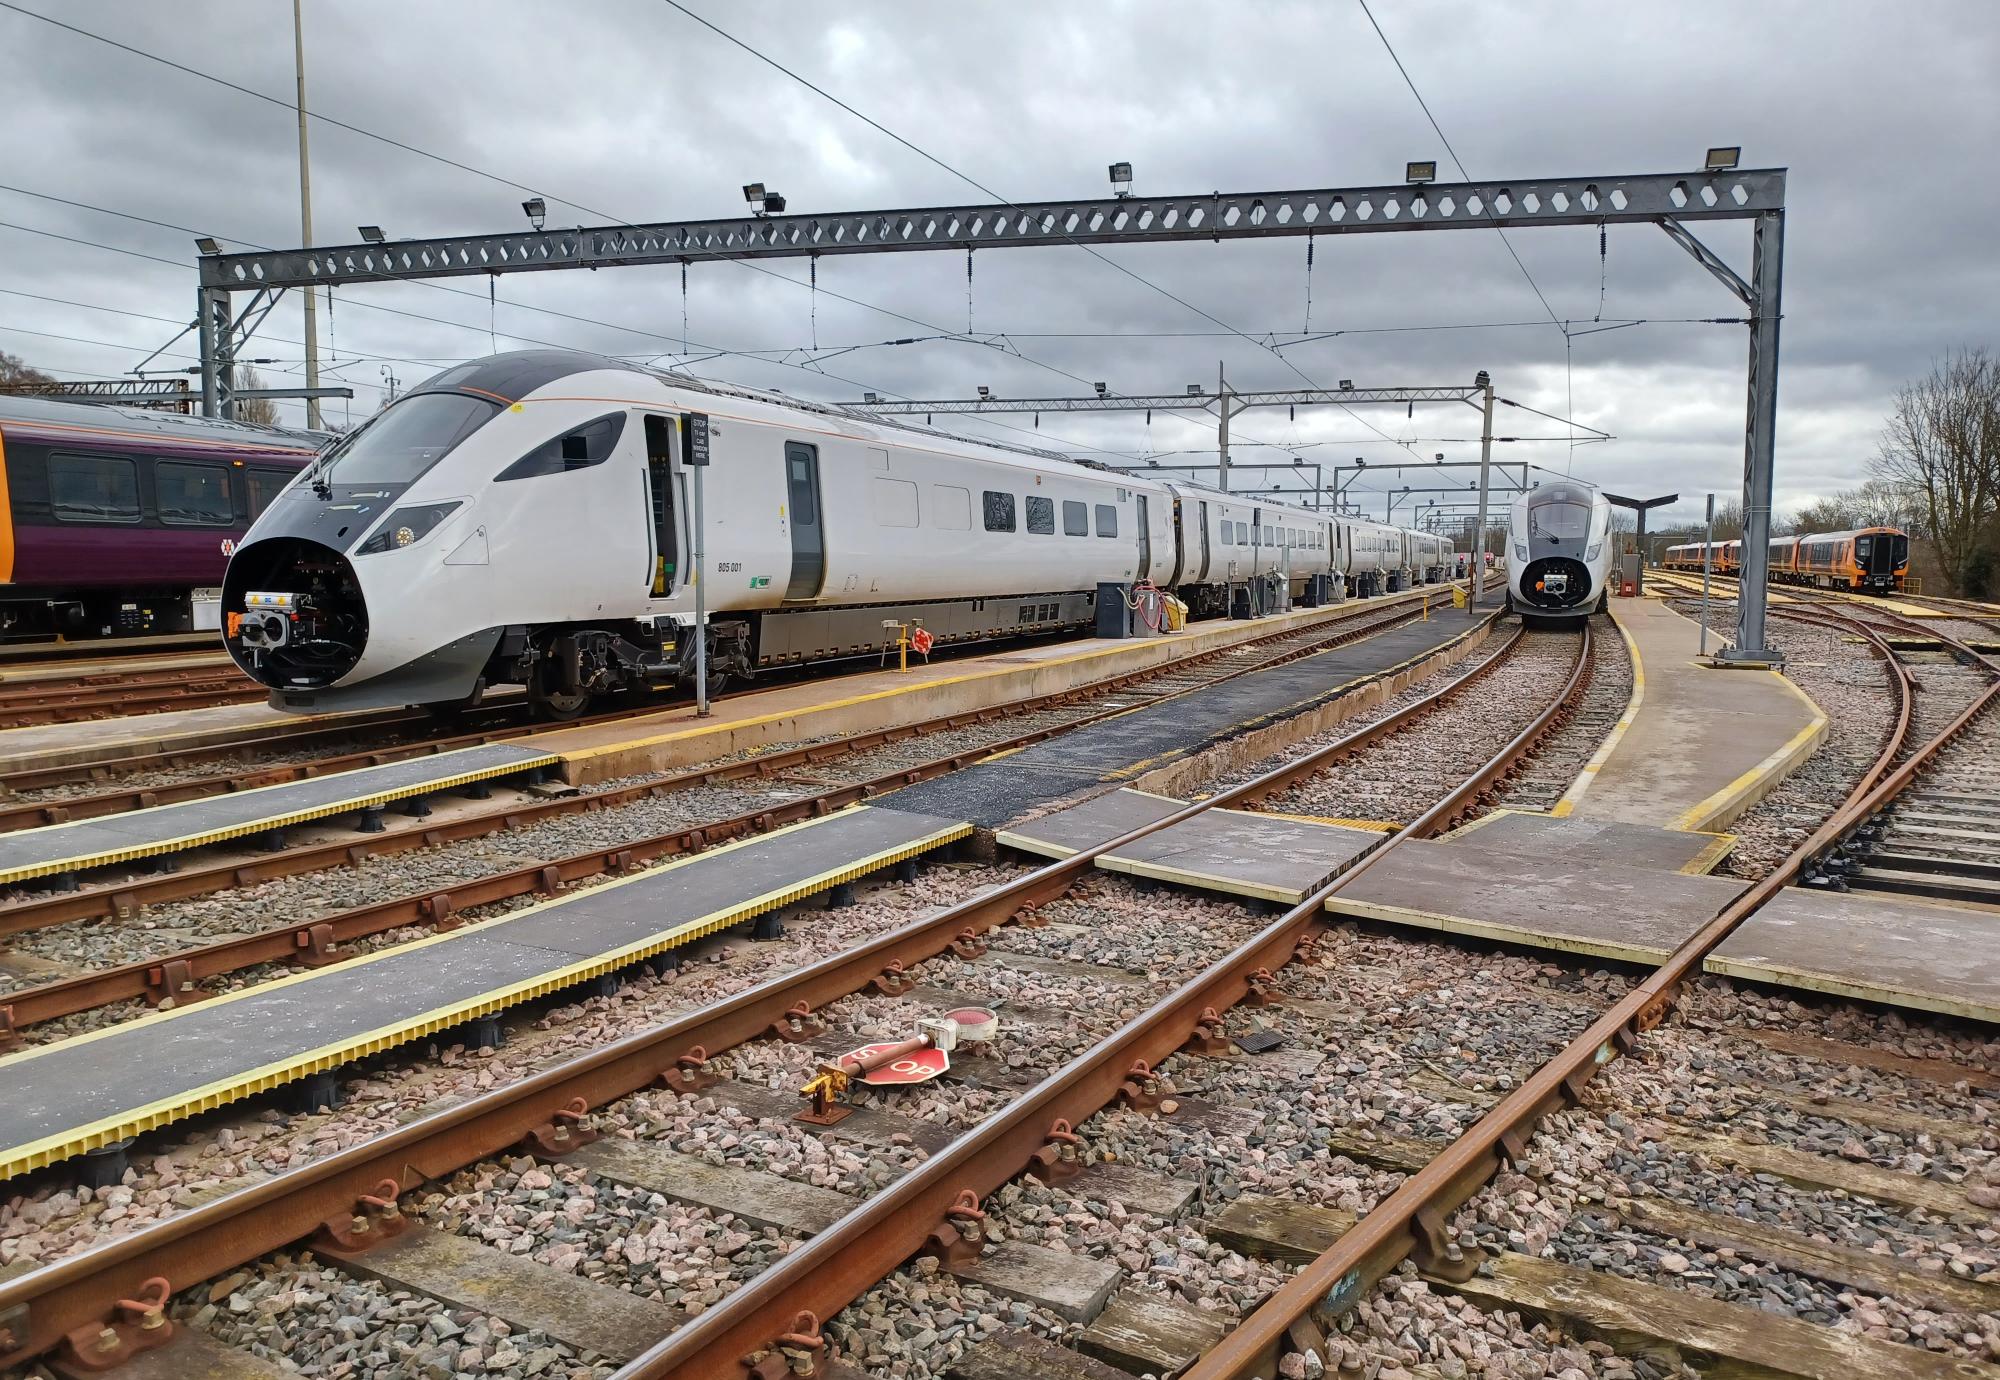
[192,164,1788,657]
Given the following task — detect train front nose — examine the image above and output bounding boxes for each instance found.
[223,536,371,689]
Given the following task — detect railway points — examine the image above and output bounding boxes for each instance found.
[0,804,969,1179]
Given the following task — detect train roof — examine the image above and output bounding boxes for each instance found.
[1793,527,1905,541]
[0,393,328,453]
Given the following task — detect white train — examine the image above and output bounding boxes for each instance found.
[1505,479,1613,622]
[224,350,1457,717]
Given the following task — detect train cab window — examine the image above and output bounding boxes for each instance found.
[496,412,626,481]
[982,490,1016,532]
[1025,495,1055,535]
[48,452,140,523]
[157,460,234,525]
[1094,503,1118,537]
[247,468,293,519]
[1062,500,1088,536]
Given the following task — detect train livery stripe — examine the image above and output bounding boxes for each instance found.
[0,425,12,584]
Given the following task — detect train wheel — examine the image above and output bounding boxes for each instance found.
[528,668,591,722]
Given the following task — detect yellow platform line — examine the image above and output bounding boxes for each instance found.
[1665,626,1829,834]
[0,749,563,886]
[0,806,969,1180]
[1550,607,1646,818]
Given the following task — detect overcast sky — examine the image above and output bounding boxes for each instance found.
[2,0,1995,530]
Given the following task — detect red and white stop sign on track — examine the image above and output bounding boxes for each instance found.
[850,1043,950,1086]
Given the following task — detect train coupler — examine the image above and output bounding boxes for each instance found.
[52,1276,174,1375]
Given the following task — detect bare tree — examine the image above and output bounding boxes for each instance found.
[0,350,54,387]
[1790,495,1857,534]
[230,366,280,426]
[1874,349,2000,591]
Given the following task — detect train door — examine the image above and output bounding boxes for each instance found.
[1196,500,1211,581]
[642,415,679,596]
[1165,497,1185,586]
[783,441,825,600]
[1134,494,1152,581]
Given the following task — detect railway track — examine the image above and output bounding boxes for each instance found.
[0,597,1587,1376]
[0,661,263,727]
[0,598,1458,1041]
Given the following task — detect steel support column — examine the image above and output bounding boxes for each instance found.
[1726,209,1784,662]
[197,287,230,419]
[1471,376,1496,605]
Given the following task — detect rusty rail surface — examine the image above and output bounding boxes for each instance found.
[0,603,1474,1036]
[1181,611,1994,1380]
[612,623,1593,1378]
[0,602,1519,1369]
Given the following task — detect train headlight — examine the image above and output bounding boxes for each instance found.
[358,501,462,555]
[1584,541,1602,562]
[1514,541,1528,561]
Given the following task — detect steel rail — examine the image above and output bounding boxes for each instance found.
[0,634,218,668]
[0,605,1514,1368]
[0,602,1465,1033]
[612,624,1593,1379]
[1183,617,1979,1379]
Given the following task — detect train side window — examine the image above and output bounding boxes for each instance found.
[932,484,972,530]
[48,452,140,523]
[247,468,294,519]
[1062,499,1088,536]
[496,412,626,481]
[1094,503,1118,537]
[982,490,1016,532]
[157,460,234,525]
[1025,495,1055,535]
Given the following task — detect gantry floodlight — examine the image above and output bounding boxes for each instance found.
[862,391,880,404]
[1186,383,1202,395]
[763,192,786,213]
[1109,162,1134,198]
[1705,146,1742,171]
[522,198,547,230]
[1435,452,1445,461]
[1093,381,1107,396]
[976,385,991,400]
[194,237,222,256]
[1474,369,1491,387]
[742,183,766,210]
[1338,379,1353,390]
[1406,160,1438,184]
[358,225,385,243]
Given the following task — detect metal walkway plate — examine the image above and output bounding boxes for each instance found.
[1441,810,1736,874]
[0,805,969,1179]
[1708,888,2000,1023]
[1328,836,1748,965]
[998,788,1383,904]
[0,742,561,886]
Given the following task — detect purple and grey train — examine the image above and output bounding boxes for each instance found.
[0,396,321,639]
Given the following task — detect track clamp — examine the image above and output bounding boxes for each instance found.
[0,1004,15,1052]
[1633,986,1678,1033]
[522,1097,599,1157]
[1011,903,1049,929]
[294,922,344,968]
[607,848,636,874]
[769,1001,826,1043]
[1242,967,1279,1007]
[1025,1118,1083,1185]
[743,1310,827,1380]
[144,958,201,1009]
[536,865,566,895]
[919,1189,989,1269]
[109,890,142,922]
[1409,1204,1480,1282]
[658,1045,717,1094]
[1183,1007,1234,1057]
[948,926,987,959]
[52,1276,174,1374]
[1118,1059,1169,1113]
[870,959,915,997]
[424,891,461,932]
[312,1177,409,1256]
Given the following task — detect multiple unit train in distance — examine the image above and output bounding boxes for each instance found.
[1661,526,1910,592]
[224,350,1460,718]
[0,396,321,639]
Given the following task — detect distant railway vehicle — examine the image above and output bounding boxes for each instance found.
[1664,525,1908,592]
[0,397,321,639]
[1505,479,1613,622]
[224,350,1456,718]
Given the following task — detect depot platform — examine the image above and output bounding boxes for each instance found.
[1555,596,1826,831]
[1709,889,1999,1023]
[881,607,1495,828]
[0,742,558,887]
[0,804,968,1179]
[533,588,1459,786]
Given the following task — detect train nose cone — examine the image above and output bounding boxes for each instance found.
[222,537,370,689]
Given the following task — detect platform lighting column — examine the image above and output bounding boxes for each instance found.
[292,0,321,430]
[1216,363,1231,493]
[1470,371,1495,605]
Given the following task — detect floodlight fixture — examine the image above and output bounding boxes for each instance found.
[358,225,386,243]
[1405,160,1437,185]
[194,237,222,256]
[1093,381,1107,396]
[976,385,991,400]
[1108,161,1133,198]
[1474,369,1490,387]
[742,182,766,208]
[862,391,880,404]
[763,192,786,213]
[1186,383,1202,396]
[522,198,547,230]
[1704,146,1741,172]
[1338,379,1353,390]
[1435,452,1445,462]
